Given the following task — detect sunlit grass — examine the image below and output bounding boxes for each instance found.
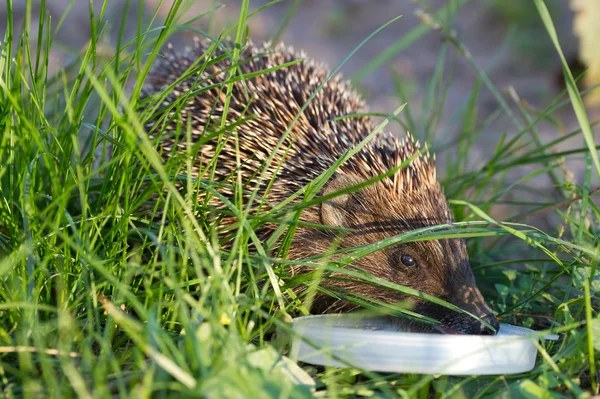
[0,0,599,397]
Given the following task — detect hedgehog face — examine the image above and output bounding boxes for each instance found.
[291,173,499,335]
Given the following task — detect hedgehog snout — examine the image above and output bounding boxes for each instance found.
[442,311,500,335]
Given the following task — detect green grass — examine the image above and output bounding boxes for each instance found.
[1,0,599,397]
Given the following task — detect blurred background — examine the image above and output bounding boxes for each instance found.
[2,0,598,226]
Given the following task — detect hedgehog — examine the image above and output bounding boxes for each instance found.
[138,38,499,335]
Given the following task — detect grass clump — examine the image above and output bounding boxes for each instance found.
[0,0,599,397]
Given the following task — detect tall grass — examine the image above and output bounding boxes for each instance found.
[0,0,599,397]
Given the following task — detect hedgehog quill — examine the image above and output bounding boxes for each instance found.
[139,39,499,335]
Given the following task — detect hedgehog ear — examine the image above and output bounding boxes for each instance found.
[320,174,364,227]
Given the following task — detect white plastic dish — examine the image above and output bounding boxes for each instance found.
[290,315,559,375]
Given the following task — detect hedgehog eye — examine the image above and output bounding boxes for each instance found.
[400,254,417,268]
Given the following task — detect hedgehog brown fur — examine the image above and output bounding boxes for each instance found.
[139,39,499,335]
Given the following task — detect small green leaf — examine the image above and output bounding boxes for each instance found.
[502,269,517,282]
[590,317,600,351]
[495,284,510,301]
[247,346,315,389]
[573,267,600,293]
[516,380,554,399]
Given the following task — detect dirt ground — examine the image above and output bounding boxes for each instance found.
[2,0,595,225]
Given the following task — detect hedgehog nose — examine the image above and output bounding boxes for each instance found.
[477,314,500,335]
